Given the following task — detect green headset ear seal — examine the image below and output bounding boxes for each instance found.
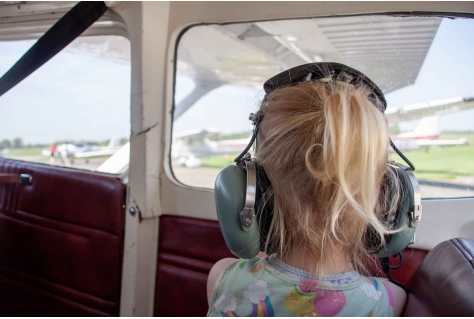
[215,164,260,259]
[371,164,421,258]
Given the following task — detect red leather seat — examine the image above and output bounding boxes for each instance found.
[403,238,474,316]
[154,215,233,316]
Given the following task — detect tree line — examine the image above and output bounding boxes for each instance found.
[0,138,24,149]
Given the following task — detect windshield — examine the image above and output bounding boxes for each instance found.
[172,15,474,198]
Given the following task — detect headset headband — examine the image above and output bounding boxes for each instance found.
[263,62,387,112]
[236,62,415,171]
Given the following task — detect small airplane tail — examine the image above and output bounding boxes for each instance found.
[107,137,122,148]
[396,115,440,140]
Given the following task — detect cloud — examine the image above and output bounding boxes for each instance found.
[214,294,237,312]
[360,283,382,300]
[244,280,270,304]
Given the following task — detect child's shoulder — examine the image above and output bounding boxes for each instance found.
[207,257,267,303]
[207,257,239,304]
[361,276,406,316]
[384,280,407,316]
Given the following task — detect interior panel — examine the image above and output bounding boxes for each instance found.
[390,248,429,286]
[0,158,126,316]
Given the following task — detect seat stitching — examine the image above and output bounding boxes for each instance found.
[15,209,120,238]
[0,265,119,307]
[451,238,474,269]
[0,272,116,315]
[0,212,118,240]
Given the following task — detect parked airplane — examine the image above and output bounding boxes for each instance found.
[41,138,122,161]
[41,139,122,167]
[74,137,122,159]
[171,128,250,167]
[389,97,474,151]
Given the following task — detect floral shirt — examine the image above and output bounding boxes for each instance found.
[208,257,394,317]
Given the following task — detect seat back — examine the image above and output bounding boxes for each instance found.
[403,238,474,316]
[154,215,233,316]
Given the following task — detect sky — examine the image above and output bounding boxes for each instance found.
[0,17,473,145]
[0,37,131,145]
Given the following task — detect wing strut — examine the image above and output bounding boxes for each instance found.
[0,1,107,97]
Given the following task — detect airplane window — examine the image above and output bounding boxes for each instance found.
[0,35,131,174]
[172,16,474,199]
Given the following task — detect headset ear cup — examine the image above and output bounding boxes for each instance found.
[215,165,260,259]
[368,165,417,258]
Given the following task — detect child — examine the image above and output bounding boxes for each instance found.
[207,64,406,316]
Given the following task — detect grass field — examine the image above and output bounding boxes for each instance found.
[2,147,48,163]
[200,153,239,169]
[391,144,474,181]
[391,133,474,182]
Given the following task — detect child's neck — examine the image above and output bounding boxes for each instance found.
[279,244,353,276]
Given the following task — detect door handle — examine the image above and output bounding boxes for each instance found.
[0,173,33,185]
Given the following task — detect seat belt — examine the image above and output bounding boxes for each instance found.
[0,1,107,97]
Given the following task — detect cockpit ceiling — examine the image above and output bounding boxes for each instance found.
[179,16,442,94]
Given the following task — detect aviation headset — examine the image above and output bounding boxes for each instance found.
[214,62,422,260]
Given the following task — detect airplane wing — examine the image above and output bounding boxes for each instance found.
[391,135,470,152]
[416,138,469,146]
[74,148,119,159]
[176,16,442,118]
[386,96,474,123]
[96,142,130,174]
[173,127,221,140]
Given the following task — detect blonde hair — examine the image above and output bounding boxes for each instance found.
[256,80,398,277]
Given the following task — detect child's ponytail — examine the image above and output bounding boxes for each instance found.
[257,80,398,277]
